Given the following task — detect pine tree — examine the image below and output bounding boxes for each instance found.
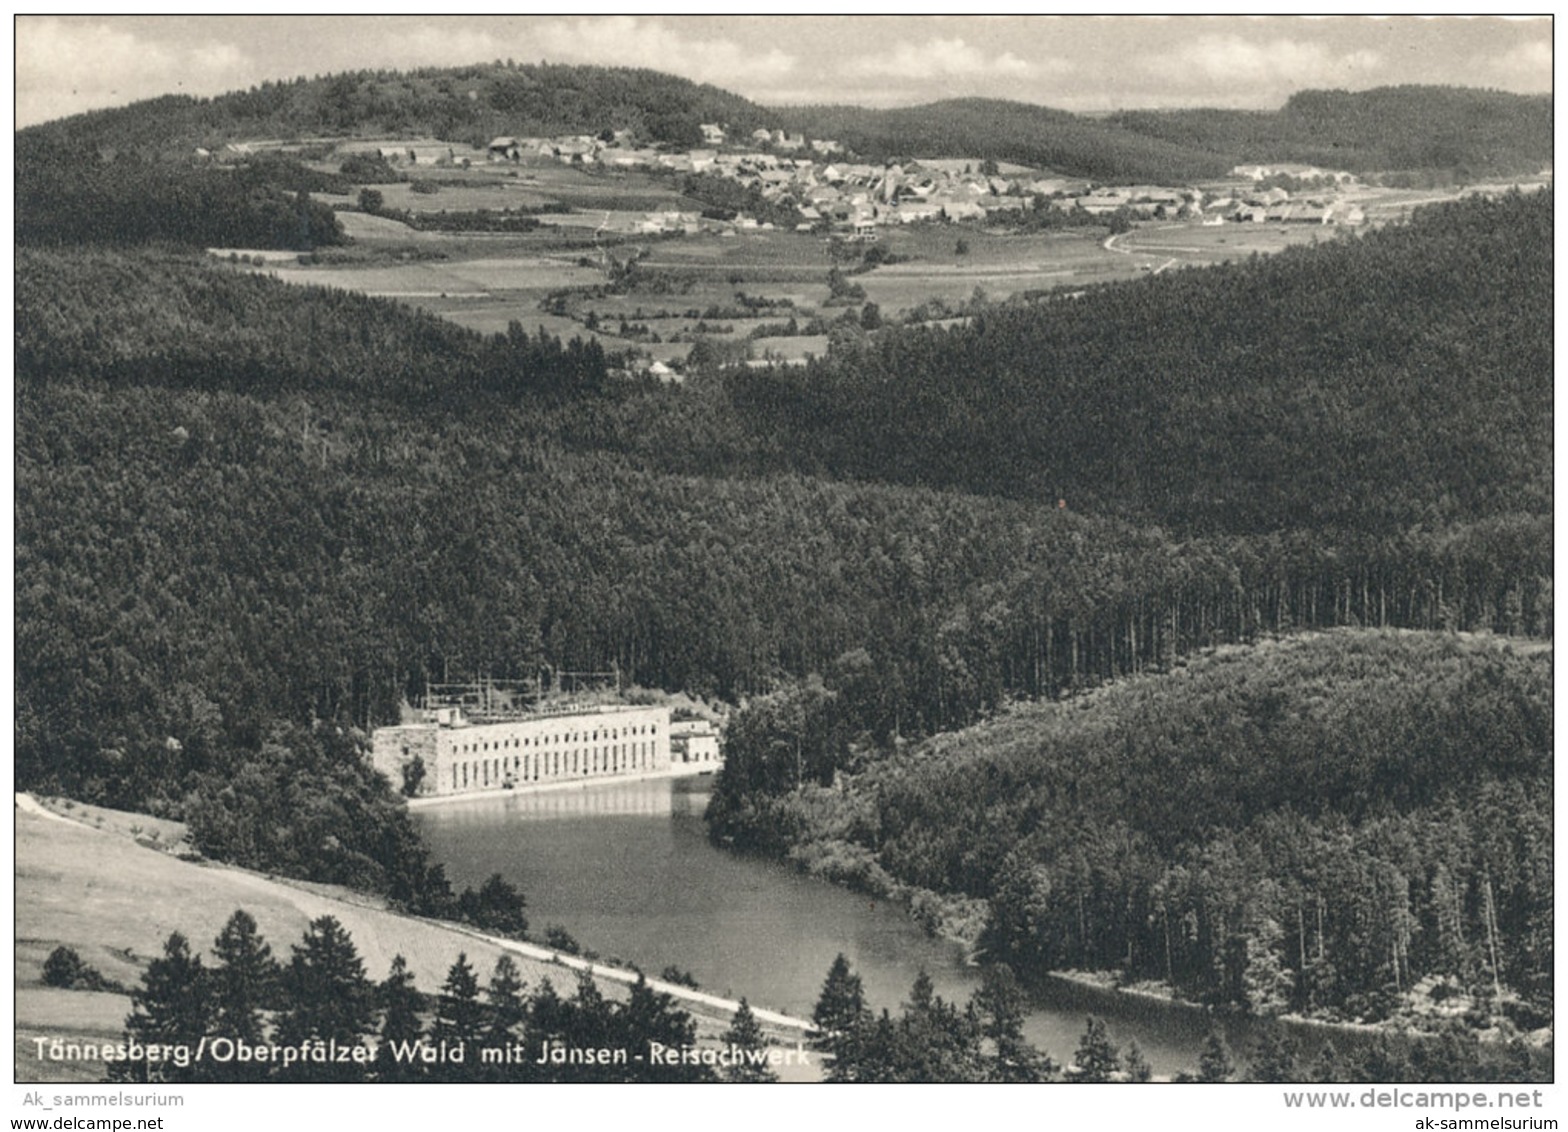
[625,975,710,1082]
[1196,1027,1235,1083]
[719,998,777,1083]
[479,954,531,1081]
[431,952,485,1082]
[544,968,619,1082]
[890,970,985,1082]
[375,954,426,1083]
[110,932,214,1084]
[528,976,568,1046]
[1309,1040,1346,1084]
[1246,1026,1302,1083]
[971,962,1053,1082]
[476,874,529,937]
[1071,1015,1122,1082]
[811,953,866,1049]
[273,916,375,1082]
[484,955,528,1035]
[1123,1039,1154,1083]
[208,910,279,1082]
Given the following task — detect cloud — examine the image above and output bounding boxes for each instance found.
[1142,34,1383,92]
[852,36,1049,80]
[16,17,254,126]
[1482,41,1552,92]
[364,24,508,70]
[528,16,796,87]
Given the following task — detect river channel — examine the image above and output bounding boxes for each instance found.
[413,774,1222,1075]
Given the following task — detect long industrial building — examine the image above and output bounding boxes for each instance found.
[372,702,671,797]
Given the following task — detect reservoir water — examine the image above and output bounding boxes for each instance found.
[413,775,1221,1075]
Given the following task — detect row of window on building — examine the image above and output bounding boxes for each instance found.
[452,722,657,757]
[453,740,657,790]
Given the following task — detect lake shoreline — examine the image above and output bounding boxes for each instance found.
[780,835,1551,1054]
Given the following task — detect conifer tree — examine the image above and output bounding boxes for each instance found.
[879,970,987,1082]
[480,955,530,1081]
[1246,1026,1302,1083]
[1071,1015,1121,1082]
[208,910,279,1081]
[528,976,568,1047]
[1196,1027,1236,1083]
[110,931,214,1084]
[543,968,621,1082]
[431,952,484,1082]
[274,916,375,1082]
[625,974,711,1082]
[1123,1039,1154,1083]
[811,953,867,1051]
[719,999,777,1083]
[971,962,1053,1082]
[375,954,426,1083]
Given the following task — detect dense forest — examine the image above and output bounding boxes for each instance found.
[710,633,1553,1031]
[775,98,1234,182]
[1109,87,1554,179]
[777,86,1550,180]
[15,137,345,250]
[18,63,773,156]
[726,191,1552,533]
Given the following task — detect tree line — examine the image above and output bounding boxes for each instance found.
[53,924,1549,1083]
[96,910,753,1083]
[806,952,1546,1082]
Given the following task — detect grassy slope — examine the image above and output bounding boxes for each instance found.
[14,801,814,1083]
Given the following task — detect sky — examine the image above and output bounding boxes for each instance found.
[13,14,1554,129]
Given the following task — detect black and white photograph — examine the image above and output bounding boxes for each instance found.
[11,12,1555,1121]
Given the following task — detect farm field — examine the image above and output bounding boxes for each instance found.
[1109,221,1338,269]
[237,172,1479,367]
[372,179,560,214]
[260,255,603,297]
[342,159,706,215]
[750,334,830,363]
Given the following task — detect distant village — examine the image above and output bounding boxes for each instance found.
[316,121,1369,238]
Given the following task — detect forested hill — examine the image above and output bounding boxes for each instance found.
[777,86,1551,179]
[774,99,1233,182]
[1110,86,1553,178]
[709,631,1553,1029]
[17,63,774,154]
[728,189,1553,533]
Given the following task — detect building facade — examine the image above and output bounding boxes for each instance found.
[372,704,671,797]
[669,718,722,769]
